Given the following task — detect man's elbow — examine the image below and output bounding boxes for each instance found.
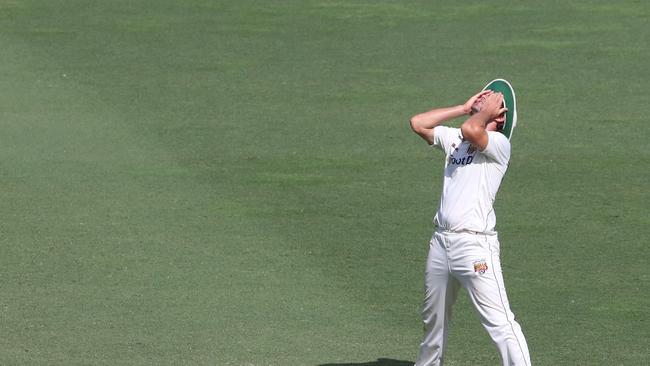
[460,122,488,148]
[409,116,417,131]
[409,116,424,133]
[460,123,481,141]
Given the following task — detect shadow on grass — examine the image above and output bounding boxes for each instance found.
[319,358,412,366]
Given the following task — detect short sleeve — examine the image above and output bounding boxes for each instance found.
[481,131,511,165]
[432,126,458,152]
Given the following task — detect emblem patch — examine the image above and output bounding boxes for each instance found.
[473,260,488,275]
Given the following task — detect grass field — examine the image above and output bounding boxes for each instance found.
[1,0,648,365]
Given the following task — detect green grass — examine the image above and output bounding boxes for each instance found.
[0,0,648,365]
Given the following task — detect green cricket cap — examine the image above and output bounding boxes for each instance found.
[481,79,517,140]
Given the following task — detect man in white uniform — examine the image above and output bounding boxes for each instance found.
[409,88,531,366]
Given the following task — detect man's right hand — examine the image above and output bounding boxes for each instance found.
[463,90,493,115]
[479,93,508,120]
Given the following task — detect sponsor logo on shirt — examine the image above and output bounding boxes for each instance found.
[448,155,474,165]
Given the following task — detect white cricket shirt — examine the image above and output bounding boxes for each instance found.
[431,126,510,234]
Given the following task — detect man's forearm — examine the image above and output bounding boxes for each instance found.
[410,104,468,131]
[410,104,469,144]
[461,110,490,132]
[460,110,492,149]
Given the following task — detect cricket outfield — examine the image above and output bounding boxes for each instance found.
[0,1,648,365]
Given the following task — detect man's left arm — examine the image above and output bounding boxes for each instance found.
[460,93,507,151]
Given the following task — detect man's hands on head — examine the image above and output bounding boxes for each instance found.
[463,90,493,115]
[478,92,508,122]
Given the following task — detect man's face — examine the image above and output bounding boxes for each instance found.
[472,94,506,131]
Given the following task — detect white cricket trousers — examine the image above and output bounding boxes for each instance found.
[414,230,531,366]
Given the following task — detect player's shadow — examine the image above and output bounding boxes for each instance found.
[319,358,412,366]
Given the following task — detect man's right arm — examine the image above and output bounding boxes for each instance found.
[409,105,467,145]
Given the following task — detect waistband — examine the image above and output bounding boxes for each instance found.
[435,227,497,236]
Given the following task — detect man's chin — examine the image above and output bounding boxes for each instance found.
[485,122,498,131]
